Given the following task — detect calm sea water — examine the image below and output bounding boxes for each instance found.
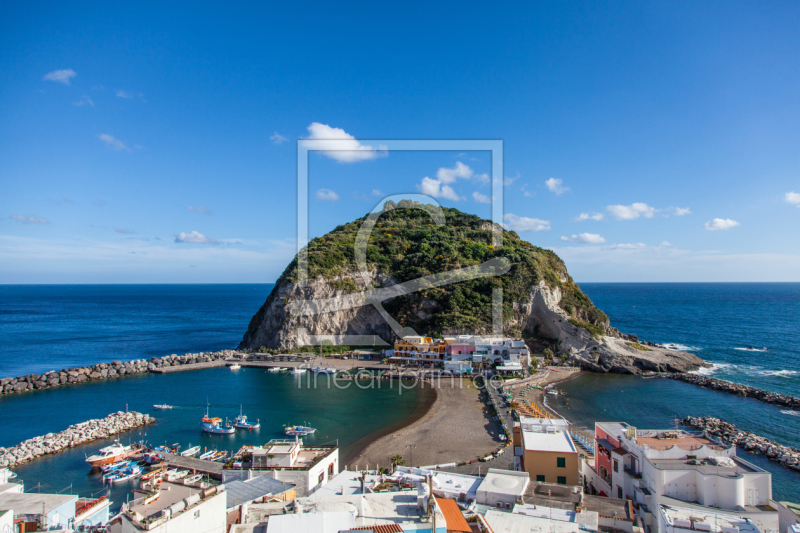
[550,283,800,500]
[0,284,421,509]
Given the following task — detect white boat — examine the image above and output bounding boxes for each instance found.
[180,445,201,457]
[153,404,173,410]
[229,363,241,370]
[290,367,307,375]
[86,441,136,467]
[165,469,189,482]
[267,367,282,373]
[104,465,142,483]
[198,450,216,460]
[284,424,316,436]
[184,474,203,484]
[313,367,336,375]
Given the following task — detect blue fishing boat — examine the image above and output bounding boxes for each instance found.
[200,403,235,434]
[234,405,260,429]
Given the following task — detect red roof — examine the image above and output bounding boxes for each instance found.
[349,525,404,533]
[437,498,471,533]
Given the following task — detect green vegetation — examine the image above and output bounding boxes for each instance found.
[263,201,608,338]
[626,342,651,351]
[568,318,605,339]
[543,348,554,360]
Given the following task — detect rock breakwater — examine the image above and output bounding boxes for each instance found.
[671,373,800,410]
[0,350,237,397]
[682,416,800,472]
[0,411,153,468]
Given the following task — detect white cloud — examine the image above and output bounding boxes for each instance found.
[11,215,50,224]
[673,207,692,216]
[437,161,475,184]
[502,213,551,232]
[417,177,462,201]
[607,202,656,220]
[660,241,672,247]
[785,192,800,207]
[98,134,130,152]
[371,189,383,197]
[303,123,387,163]
[175,231,218,244]
[315,188,340,201]
[188,205,212,215]
[560,233,606,244]
[610,243,648,250]
[704,218,740,231]
[116,90,133,98]
[472,191,491,204]
[43,69,77,85]
[545,178,569,195]
[270,132,288,145]
[574,212,604,222]
[73,95,94,107]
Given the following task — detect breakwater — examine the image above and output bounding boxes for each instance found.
[682,416,800,472]
[671,373,800,410]
[0,350,238,396]
[0,411,153,468]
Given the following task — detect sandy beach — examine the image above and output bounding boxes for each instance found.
[346,377,504,470]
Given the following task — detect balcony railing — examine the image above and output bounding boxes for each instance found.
[624,465,642,479]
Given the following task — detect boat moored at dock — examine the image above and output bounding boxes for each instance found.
[180,445,201,457]
[85,441,137,467]
[233,405,260,429]
[284,424,316,436]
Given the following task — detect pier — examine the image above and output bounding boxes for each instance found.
[148,360,228,374]
[156,453,224,479]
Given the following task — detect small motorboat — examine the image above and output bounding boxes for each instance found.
[267,367,282,373]
[290,367,307,375]
[184,474,203,484]
[284,424,316,436]
[198,449,216,460]
[210,451,228,462]
[165,469,189,482]
[181,445,201,457]
[141,467,167,482]
[153,404,173,410]
[153,444,178,454]
[229,363,241,370]
[104,465,142,484]
[234,405,260,429]
[100,460,136,474]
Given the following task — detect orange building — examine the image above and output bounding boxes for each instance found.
[391,336,447,365]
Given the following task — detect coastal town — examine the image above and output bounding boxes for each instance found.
[1,334,799,533]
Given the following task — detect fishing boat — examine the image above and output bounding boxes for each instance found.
[233,405,260,429]
[141,467,167,482]
[153,404,173,410]
[210,451,228,462]
[284,424,316,436]
[153,444,178,454]
[229,363,241,370]
[180,445,201,457]
[85,441,136,467]
[200,403,236,434]
[165,469,189,482]
[104,465,142,484]
[290,367,307,375]
[267,367,282,373]
[198,449,216,460]
[184,474,203,484]
[100,460,136,474]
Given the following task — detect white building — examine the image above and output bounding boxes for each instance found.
[591,422,779,533]
[121,482,227,533]
[476,469,529,508]
[223,439,339,497]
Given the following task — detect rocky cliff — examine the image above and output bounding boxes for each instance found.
[240,202,703,373]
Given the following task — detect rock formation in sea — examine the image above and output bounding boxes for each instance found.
[240,202,703,374]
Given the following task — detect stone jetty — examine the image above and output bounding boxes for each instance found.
[671,373,800,410]
[682,416,800,472]
[0,350,238,397]
[0,411,153,468]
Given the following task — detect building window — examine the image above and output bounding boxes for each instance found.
[556,457,566,468]
[557,476,567,485]
[194,510,200,519]
[318,471,324,484]
[613,459,618,473]
[617,486,623,499]
[536,475,545,482]
[328,463,334,477]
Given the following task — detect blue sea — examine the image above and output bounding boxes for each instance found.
[552,283,800,500]
[0,283,798,501]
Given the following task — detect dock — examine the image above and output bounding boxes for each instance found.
[157,453,225,479]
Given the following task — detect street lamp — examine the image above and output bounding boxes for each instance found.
[405,444,416,467]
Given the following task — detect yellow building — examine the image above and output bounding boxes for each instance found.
[512,418,580,486]
[391,336,447,365]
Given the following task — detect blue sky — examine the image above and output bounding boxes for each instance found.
[1,2,799,283]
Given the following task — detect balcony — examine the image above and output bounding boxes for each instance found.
[624,465,642,479]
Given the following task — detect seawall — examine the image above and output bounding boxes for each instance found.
[671,373,800,410]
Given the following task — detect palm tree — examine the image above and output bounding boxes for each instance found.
[390,455,406,470]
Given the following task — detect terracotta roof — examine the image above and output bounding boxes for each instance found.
[437,498,471,533]
[349,525,403,533]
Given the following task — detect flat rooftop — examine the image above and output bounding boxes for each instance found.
[522,428,577,453]
[296,490,444,528]
[0,492,76,515]
[659,504,759,533]
[648,456,762,476]
[485,509,581,533]
[127,481,203,519]
[637,434,719,450]
[478,469,529,497]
